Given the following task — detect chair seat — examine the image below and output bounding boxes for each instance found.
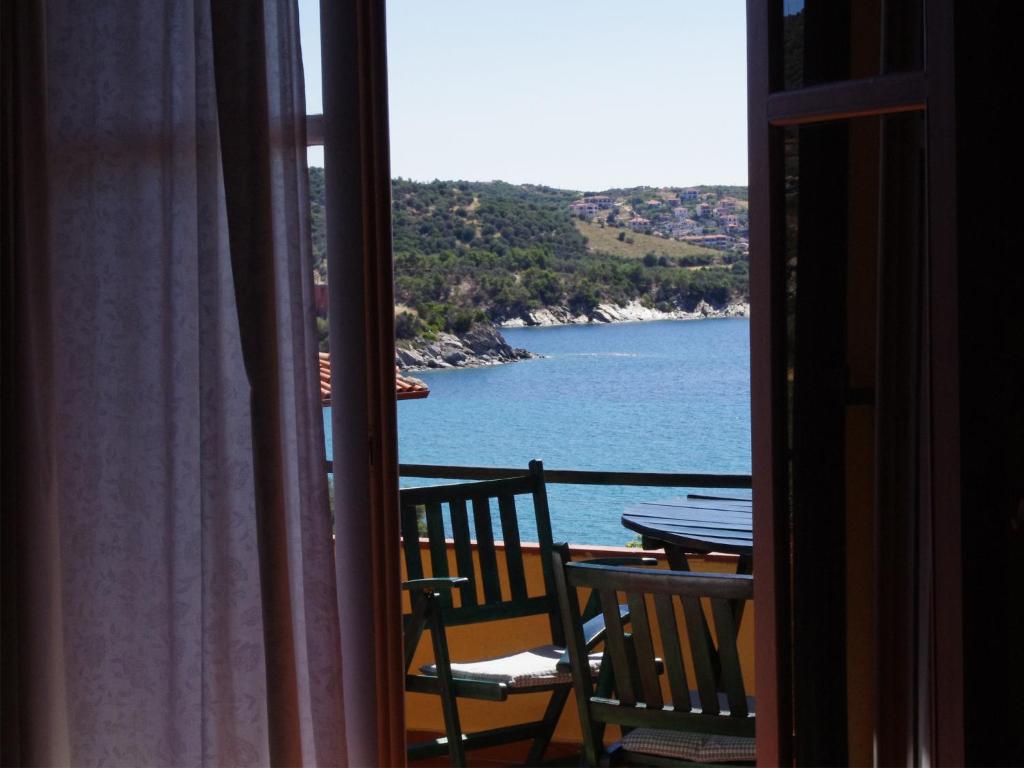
[621,728,756,764]
[421,644,602,689]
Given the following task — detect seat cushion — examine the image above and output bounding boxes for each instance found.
[420,644,601,689]
[621,728,756,763]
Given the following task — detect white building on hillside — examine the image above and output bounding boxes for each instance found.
[682,234,734,249]
[670,220,699,237]
[569,201,600,218]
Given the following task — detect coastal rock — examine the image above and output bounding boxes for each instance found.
[602,303,651,323]
[462,324,513,356]
[396,322,536,372]
[593,301,676,323]
[722,302,749,317]
[395,346,427,368]
[525,307,576,326]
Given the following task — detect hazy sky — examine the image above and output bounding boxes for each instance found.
[300,1,748,190]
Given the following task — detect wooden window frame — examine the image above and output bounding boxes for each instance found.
[746,1,963,764]
[316,1,406,765]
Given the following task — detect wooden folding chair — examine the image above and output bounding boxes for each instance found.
[402,460,652,766]
[553,556,755,766]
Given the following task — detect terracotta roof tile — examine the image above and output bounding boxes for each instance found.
[318,352,429,406]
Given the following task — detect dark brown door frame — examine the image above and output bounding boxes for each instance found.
[746,2,963,765]
[921,3,964,765]
[746,5,790,765]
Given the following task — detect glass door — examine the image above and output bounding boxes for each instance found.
[746,1,961,764]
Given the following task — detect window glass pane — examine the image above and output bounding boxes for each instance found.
[298,0,328,369]
[778,0,922,90]
[781,111,925,764]
[299,0,322,116]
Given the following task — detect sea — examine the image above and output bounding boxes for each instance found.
[326,317,751,547]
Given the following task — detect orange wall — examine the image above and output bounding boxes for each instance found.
[403,541,755,745]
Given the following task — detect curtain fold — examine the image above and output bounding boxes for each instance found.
[2,1,350,764]
[2,1,66,763]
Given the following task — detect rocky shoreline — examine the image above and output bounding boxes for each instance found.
[499,299,749,327]
[395,300,750,372]
[395,323,534,371]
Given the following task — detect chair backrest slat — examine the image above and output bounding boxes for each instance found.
[425,502,448,574]
[471,496,503,604]
[401,501,424,581]
[653,592,691,711]
[710,597,748,717]
[626,591,663,708]
[449,498,476,607]
[424,502,450,607]
[682,595,720,715]
[498,494,528,601]
[531,466,563,645]
[400,462,559,637]
[600,588,635,705]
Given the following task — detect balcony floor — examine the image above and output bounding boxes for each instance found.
[407,731,582,767]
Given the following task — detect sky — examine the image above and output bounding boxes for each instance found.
[299,0,748,190]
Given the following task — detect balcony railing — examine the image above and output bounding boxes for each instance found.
[326,460,752,491]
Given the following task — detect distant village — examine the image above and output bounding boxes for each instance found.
[568,188,750,255]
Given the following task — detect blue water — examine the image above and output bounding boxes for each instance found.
[327,318,751,546]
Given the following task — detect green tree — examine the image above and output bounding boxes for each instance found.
[394,311,422,340]
[316,316,330,352]
[522,267,562,306]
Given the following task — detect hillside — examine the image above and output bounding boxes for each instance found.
[574,220,720,263]
[308,173,749,338]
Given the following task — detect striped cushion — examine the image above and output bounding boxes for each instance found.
[421,644,601,689]
[621,728,755,763]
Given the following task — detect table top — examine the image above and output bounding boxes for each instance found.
[621,496,753,556]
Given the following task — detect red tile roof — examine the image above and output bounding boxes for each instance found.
[318,352,429,406]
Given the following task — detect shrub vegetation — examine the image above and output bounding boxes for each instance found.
[309,175,748,334]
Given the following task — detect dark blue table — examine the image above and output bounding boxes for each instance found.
[621,496,753,574]
[622,496,755,679]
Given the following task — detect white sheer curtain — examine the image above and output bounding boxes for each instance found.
[2,1,354,764]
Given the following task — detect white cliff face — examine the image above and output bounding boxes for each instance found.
[517,307,589,326]
[498,300,749,328]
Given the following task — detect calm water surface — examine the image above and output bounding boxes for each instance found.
[328,318,751,546]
